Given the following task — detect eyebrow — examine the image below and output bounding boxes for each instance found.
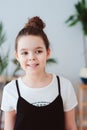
[20,47,43,51]
[35,47,43,49]
[20,49,28,51]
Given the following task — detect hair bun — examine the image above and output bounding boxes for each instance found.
[24,16,45,30]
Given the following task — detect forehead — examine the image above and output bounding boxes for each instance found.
[18,35,45,50]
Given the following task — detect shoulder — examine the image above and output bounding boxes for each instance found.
[59,75,72,85]
[56,75,75,96]
[1,78,20,111]
[56,75,78,111]
[55,75,73,89]
[4,79,16,89]
[3,78,19,95]
[59,75,73,90]
[52,74,74,95]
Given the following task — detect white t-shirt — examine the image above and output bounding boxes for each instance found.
[1,74,78,112]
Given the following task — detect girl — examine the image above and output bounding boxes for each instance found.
[1,16,78,130]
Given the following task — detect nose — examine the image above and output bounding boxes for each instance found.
[28,52,36,61]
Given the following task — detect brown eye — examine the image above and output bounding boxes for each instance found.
[35,50,43,54]
[21,52,28,55]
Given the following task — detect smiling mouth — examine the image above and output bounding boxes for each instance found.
[27,63,39,68]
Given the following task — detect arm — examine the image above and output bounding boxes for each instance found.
[65,108,77,130]
[4,110,16,130]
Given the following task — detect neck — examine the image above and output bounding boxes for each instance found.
[22,72,52,88]
[27,72,47,81]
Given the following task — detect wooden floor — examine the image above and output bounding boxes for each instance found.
[3,128,86,130]
[0,127,85,130]
[78,128,87,130]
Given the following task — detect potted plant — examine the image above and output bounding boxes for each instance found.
[65,0,87,84]
[0,22,9,86]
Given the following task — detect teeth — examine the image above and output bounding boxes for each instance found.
[27,64,38,67]
[30,64,36,67]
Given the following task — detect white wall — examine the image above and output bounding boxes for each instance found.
[0,0,85,91]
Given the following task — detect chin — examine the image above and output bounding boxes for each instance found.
[26,70,39,74]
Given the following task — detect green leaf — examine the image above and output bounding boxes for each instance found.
[0,55,8,75]
[46,58,57,64]
[65,15,75,23]
[75,2,82,14]
[0,21,9,75]
[12,59,18,64]
[65,0,87,35]
[82,23,87,35]
[82,0,86,8]
[12,58,21,76]
[0,22,6,46]
[0,50,9,75]
[68,19,79,26]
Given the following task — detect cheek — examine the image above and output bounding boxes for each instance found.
[18,56,26,64]
[39,54,47,63]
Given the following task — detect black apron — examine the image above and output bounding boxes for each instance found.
[14,76,65,130]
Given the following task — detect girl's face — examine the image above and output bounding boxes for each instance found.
[15,35,50,74]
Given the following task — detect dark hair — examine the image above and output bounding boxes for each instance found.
[15,16,50,51]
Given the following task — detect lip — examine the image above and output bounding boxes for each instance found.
[27,63,39,68]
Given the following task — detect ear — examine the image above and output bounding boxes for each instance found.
[14,51,19,61]
[46,48,50,60]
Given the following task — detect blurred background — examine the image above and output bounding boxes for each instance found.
[0,0,87,129]
[0,0,84,90]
